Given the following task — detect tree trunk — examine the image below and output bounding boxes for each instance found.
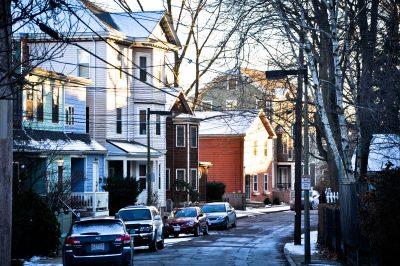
[0,0,13,264]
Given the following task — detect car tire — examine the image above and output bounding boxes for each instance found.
[194,225,200,237]
[203,223,209,235]
[232,217,237,227]
[224,218,229,230]
[149,235,158,252]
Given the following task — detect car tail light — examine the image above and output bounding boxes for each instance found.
[115,234,131,244]
[65,236,80,246]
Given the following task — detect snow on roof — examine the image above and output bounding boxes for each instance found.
[14,129,106,153]
[106,140,163,157]
[366,134,400,171]
[197,111,257,136]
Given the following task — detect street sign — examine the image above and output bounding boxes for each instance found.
[301,176,311,190]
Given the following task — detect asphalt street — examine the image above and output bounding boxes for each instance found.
[133,210,318,266]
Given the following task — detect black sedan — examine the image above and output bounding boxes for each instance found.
[63,218,133,266]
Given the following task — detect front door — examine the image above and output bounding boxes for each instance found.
[245,175,251,199]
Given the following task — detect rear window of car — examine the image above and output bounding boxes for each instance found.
[202,204,226,213]
[174,208,197,218]
[118,209,152,221]
[72,220,125,236]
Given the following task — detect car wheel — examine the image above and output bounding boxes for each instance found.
[232,217,237,227]
[203,223,209,235]
[224,218,229,230]
[194,225,200,237]
[157,234,165,250]
[149,235,158,252]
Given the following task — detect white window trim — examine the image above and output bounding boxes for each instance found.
[190,168,198,190]
[176,168,186,191]
[190,126,198,148]
[264,174,268,192]
[253,174,258,192]
[166,168,170,191]
[176,125,186,147]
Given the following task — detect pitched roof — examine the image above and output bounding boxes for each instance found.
[105,140,163,157]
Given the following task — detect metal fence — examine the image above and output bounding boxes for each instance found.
[325,188,339,204]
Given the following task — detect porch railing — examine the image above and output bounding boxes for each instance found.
[71,192,109,211]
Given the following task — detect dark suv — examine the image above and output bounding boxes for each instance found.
[62,218,133,266]
[117,205,164,251]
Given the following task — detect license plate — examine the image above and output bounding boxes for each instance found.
[91,243,105,251]
[173,226,181,232]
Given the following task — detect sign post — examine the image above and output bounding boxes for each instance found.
[302,175,311,263]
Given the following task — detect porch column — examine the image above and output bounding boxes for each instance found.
[123,159,127,178]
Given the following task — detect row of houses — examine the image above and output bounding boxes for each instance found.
[13,0,299,223]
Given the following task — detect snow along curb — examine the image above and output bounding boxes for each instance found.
[236,205,290,219]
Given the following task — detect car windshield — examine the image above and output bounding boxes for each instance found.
[118,209,152,221]
[202,204,226,213]
[72,220,124,236]
[174,208,197,218]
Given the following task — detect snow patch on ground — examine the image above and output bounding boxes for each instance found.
[284,231,318,256]
[236,205,290,218]
[23,256,62,266]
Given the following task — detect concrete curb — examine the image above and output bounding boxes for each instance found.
[284,246,297,266]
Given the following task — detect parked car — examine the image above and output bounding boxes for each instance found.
[116,205,164,251]
[62,218,133,266]
[202,202,237,229]
[164,207,209,237]
[290,190,320,210]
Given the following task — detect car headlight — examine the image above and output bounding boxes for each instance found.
[186,221,195,226]
[140,225,153,232]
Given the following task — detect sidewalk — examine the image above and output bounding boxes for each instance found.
[236,205,290,219]
[284,231,342,265]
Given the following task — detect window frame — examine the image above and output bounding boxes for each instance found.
[176,169,186,191]
[166,168,170,191]
[263,174,268,192]
[155,114,161,135]
[176,125,186,147]
[138,164,147,190]
[77,49,90,78]
[253,174,258,192]
[190,126,198,148]
[65,106,75,125]
[116,108,122,134]
[139,110,146,135]
[36,84,44,122]
[51,85,59,123]
[190,168,198,190]
[139,56,147,82]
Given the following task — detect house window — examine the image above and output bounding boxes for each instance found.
[139,110,146,135]
[139,164,147,190]
[227,77,237,90]
[116,108,122,134]
[36,85,44,121]
[86,106,90,133]
[166,168,170,191]
[25,86,34,120]
[117,50,123,79]
[156,114,161,135]
[176,125,185,147]
[65,106,75,125]
[264,141,268,156]
[139,56,147,82]
[190,126,197,148]
[226,99,237,110]
[253,174,258,192]
[158,164,161,190]
[282,136,288,154]
[277,167,291,189]
[190,169,198,190]
[264,174,268,191]
[51,86,59,123]
[78,49,90,78]
[176,169,185,191]
[202,100,213,111]
[253,141,257,156]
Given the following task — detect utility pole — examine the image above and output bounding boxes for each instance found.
[146,109,172,205]
[303,69,311,264]
[0,0,13,264]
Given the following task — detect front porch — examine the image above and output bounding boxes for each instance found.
[71,191,109,217]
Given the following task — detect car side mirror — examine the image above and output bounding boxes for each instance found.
[115,213,119,219]
[154,215,161,221]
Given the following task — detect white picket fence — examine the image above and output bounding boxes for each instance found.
[325,188,339,204]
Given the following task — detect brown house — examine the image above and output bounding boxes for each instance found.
[165,91,200,206]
